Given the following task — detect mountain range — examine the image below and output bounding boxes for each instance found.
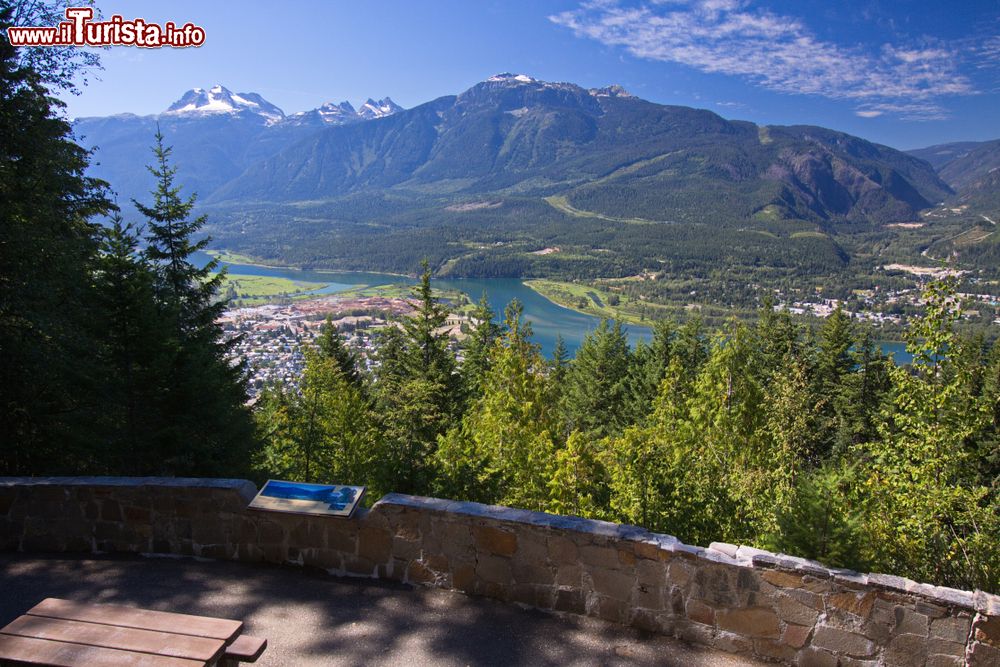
[72,74,998,277]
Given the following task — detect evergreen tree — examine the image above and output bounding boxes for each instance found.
[859,279,997,590]
[550,335,570,387]
[0,10,112,473]
[373,263,458,493]
[562,319,631,440]
[460,292,501,403]
[623,319,677,424]
[435,301,561,509]
[547,430,603,517]
[768,462,867,571]
[316,316,363,389]
[132,131,256,476]
[811,307,855,460]
[91,213,165,472]
[257,350,378,486]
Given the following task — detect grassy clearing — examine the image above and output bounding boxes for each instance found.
[218,274,329,306]
[544,195,662,225]
[524,279,675,326]
[206,249,277,266]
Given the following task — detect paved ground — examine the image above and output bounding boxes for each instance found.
[0,553,766,666]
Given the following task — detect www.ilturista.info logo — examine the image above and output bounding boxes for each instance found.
[7,7,205,48]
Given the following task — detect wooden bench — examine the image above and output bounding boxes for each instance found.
[0,598,266,666]
[221,635,267,666]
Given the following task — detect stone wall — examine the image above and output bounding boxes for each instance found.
[1,477,998,666]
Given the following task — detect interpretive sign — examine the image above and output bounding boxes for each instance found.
[248,480,365,518]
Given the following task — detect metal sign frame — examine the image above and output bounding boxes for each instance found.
[248,479,366,518]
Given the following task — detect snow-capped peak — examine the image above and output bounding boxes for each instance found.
[164,85,285,123]
[487,73,537,84]
[588,84,633,98]
[357,97,402,120]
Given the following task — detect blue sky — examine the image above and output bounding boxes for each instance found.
[55,0,1000,150]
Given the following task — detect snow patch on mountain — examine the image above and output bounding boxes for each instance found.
[164,85,285,123]
[357,97,403,120]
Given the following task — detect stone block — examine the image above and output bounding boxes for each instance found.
[290,518,326,548]
[783,623,812,649]
[762,570,805,589]
[554,588,585,615]
[0,490,15,516]
[884,632,929,665]
[811,625,876,657]
[99,500,122,522]
[589,567,633,601]
[685,599,715,626]
[22,533,62,552]
[516,531,547,563]
[676,620,716,646]
[392,536,421,561]
[579,545,619,569]
[256,519,284,545]
[716,607,780,639]
[511,561,553,586]
[931,616,971,643]
[556,564,582,587]
[829,591,876,619]
[476,555,511,585]
[634,582,661,611]
[636,558,665,588]
[473,525,518,557]
[441,521,473,550]
[693,566,737,606]
[926,655,964,667]
[452,564,475,592]
[123,506,150,523]
[753,638,797,662]
[343,555,376,577]
[511,583,553,609]
[777,592,821,626]
[916,600,948,619]
[796,647,838,667]
[969,642,1000,666]
[666,559,694,588]
[358,526,392,563]
[595,595,627,623]
[839,659,878,667]
[407,559,436,584]
[713,631,753,655]
[326,525,357,553]
[894,606,930,637]
[975,615,1000,645]
[634,541,665,561]
[926,637,966,658]
[629,608,662,633]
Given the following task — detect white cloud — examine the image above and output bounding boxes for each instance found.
[855,110,883,118]
[550,0,977,120]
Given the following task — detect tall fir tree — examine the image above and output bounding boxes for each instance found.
[0,10,112,473]
[460,292,501,404]
[373,262,458,493]
[562,319,631,440]
[132,130,256,476]
[91,212,165,472]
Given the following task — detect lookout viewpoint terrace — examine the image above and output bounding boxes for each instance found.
[0,477,998,666]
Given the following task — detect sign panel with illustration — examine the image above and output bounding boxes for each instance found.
[248,480,365,518]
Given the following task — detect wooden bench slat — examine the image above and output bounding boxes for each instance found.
[224,635,267,662]
[1,615,225,663]
[0,633,204,667]
[26,599,242,642]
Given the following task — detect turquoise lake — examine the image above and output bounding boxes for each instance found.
[196,252,911,362]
